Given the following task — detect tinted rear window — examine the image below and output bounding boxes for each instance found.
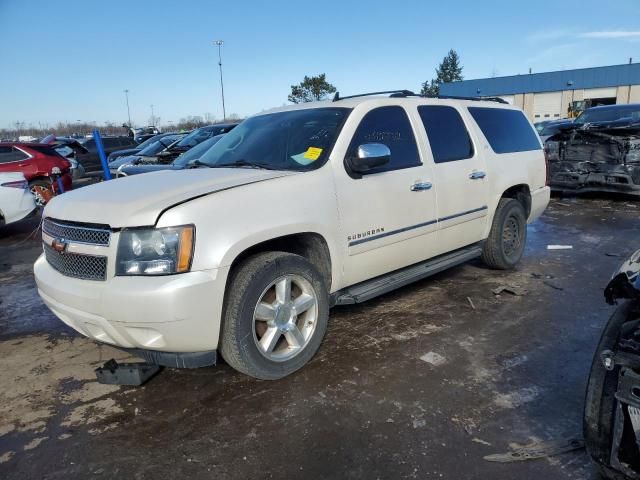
[26,144,62,157]
[418,106,474,163]
[468,107,541,154]
[0,146,29,163]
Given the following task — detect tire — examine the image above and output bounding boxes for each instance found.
[220,252,329,380]
[481,198,527,270]
[29,179,54,206]
[583,300,637,477]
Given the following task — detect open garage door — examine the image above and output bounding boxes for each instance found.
[533,92,562,120]
[583,87,617,106]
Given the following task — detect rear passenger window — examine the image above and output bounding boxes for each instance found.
[418,106,474,163]
[468,107,541,154]
[0,146,29,163]
[348,106,420,174]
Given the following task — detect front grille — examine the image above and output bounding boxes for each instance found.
[44,243,108,281]
[43,218,111,246]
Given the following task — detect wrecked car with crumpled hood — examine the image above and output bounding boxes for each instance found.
[546,104,640,196]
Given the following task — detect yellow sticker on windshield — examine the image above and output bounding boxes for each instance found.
[304,147,323,161]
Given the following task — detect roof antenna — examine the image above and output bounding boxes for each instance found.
[332,91,340,102]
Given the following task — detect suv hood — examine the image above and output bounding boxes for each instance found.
[45,168,297,228]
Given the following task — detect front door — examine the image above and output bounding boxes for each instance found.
[416,104,489,253]
[332,105,439,287]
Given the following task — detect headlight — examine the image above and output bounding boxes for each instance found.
[116,225,194,276]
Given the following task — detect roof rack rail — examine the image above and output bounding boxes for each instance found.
[332,90,508,104]
[332,90,416,101]
[426,94,509,104]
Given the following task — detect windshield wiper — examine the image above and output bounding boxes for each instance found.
[201,160,277,170]
[209,160,278,170]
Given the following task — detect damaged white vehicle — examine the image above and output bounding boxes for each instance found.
[35,91,550,379]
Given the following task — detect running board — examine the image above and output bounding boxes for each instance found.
[334,244,483,305]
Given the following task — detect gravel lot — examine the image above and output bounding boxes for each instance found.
[1,197,638,479]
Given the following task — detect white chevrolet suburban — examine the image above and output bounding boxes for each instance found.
[35,91,550,379]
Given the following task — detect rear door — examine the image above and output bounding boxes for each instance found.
[416,105,489,253]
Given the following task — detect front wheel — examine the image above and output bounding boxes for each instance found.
[481,198,527,270]
[220,252,329,380]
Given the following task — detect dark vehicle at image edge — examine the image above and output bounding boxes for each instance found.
[546,104,640,196]
[584,249,640,478]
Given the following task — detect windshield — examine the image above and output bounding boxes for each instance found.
[138,134,182,156]
[541,124,564,136]
[575,105,640,124]
[174,135,225,166]
[177,128,216,148]
[198,108,350,171]
[135,134,166,150]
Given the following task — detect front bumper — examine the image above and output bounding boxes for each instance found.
[549,162,640,196]
[551,172,640,195]
[34,254,228,356]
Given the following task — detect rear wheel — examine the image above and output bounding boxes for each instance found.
[220,252,329,380]
[481,198,527,270]
[29,179,53,206]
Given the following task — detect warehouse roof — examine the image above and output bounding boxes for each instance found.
[440,63,640,97]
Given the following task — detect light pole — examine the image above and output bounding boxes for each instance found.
[213,40,226,121]
[150,104,155,125]
[123,89,132,127]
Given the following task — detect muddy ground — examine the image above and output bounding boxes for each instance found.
[0,197,638,479]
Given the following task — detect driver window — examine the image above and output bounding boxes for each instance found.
[347,106,421,174]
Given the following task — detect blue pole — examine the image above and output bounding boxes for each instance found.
[56,177,65,193]
[93,129,112,180]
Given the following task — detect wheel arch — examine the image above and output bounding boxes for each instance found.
[500,184,532,218]
[483,183,532,240]
[28,175,51,186]
[225,232,334,291]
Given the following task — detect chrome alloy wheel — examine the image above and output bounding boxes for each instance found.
[252,274,318,362]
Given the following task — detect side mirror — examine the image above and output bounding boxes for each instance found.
[347,143,390,176]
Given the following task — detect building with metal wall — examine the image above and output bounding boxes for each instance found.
[440,63,640,121]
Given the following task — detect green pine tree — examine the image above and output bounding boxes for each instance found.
[421,49,464,96]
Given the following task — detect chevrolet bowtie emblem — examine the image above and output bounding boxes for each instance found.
[51,237,68,254]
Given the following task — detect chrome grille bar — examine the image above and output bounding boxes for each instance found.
[43,218,111,246]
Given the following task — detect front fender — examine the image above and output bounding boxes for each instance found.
[605,249,640,305]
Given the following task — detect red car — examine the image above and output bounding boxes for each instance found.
[0,143,73,201]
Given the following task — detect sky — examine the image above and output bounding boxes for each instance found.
[1,0,639,129]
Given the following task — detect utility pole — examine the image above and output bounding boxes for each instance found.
[123,89,132,127]
[213,40,226,121]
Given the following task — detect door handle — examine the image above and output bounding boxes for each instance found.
[469,171,486,180]
[410,182,432,192]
